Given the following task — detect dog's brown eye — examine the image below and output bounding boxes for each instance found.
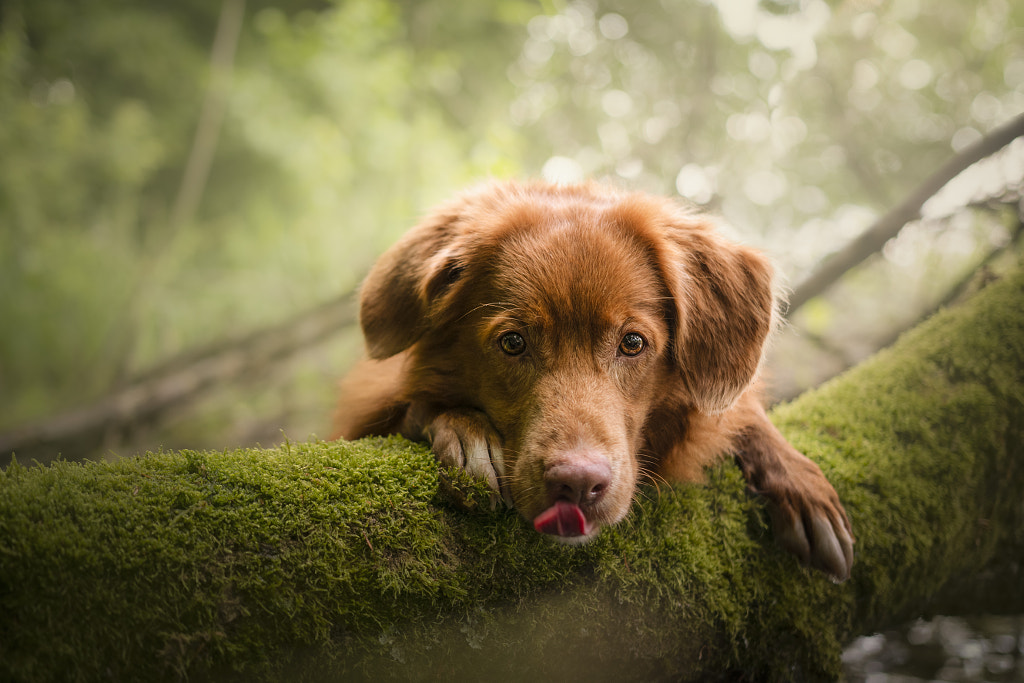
[499,332,526,356]
[619,332,646,357]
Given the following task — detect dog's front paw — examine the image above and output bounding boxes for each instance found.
[425,409,510,510]
[763,466,855,583]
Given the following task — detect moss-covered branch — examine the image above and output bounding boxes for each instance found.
[3,268,1023,682]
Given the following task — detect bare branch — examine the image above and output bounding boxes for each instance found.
[0,291,356,464]
[786,112,1024,314]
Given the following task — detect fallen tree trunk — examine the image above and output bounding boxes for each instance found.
[2,268,1023,682]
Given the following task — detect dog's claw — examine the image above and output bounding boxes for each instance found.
[770,499,854,583]
[810,512,853,583]
[426,409,511,509]
[773,508,810,566]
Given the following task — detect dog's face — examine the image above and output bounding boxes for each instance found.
[359,182,775,541]
[447,217,672,537]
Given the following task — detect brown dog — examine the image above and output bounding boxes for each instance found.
[333,180,854,581]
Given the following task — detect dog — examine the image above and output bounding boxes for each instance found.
[333,180,854,582]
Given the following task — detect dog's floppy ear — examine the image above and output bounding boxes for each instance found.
[359,209,466,359]
[661,219,776,413]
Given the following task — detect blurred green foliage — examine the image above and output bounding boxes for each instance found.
[509,0,1022,251]
[0,0,537,432]
[0,0,1021,451]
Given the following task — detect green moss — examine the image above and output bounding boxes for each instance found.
[771,266,1024,636]
[2,269,1023,681]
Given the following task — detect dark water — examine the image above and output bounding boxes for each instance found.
[842,615,1024,682]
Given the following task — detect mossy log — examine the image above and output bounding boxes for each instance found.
[3,268,1023,682]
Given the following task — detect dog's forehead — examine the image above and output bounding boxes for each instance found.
[484,209,665,325]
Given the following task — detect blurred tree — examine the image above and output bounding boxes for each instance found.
[0,0,1021,458]
[507,0,1022,251]
[0,0,537,436]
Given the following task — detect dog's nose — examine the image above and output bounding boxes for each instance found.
[544,457,612,507]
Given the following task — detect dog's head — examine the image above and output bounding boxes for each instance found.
[359,181,776,541]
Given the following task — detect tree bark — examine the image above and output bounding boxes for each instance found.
[2,267,1023,682]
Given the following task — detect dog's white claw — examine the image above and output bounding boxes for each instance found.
[460,433,511,510]
[463,435,499,493]
[487,442,513,508]
[426,409,510,509]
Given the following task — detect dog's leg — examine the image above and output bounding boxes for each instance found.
[401,403,511,510]
[332,355,409,440]
[733,402,855,582]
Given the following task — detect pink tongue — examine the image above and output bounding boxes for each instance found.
[533,501,588,537]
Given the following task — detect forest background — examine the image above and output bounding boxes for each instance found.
[2,0,1022,460]
[2,0,1023,679]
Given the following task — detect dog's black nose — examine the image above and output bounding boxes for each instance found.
[544,456,612,507]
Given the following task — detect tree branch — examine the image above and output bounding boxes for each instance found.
[3,266,1023,681]
[772,202,1024,404]
[787,112,1024,314]
[0,291,355,465]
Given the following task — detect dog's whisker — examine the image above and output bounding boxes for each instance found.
[454,301,507,324]
[642,467,671,493]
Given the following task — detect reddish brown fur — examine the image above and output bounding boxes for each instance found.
[334,180,854,580]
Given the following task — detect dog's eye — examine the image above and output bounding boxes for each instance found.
[619,332,646,357]
[445,264,463,284]
[499,332,526,356]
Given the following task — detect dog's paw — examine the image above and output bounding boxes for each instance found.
[425,409,511,510]
[763,471,855,583]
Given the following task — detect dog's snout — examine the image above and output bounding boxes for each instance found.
[544,456,612,507]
